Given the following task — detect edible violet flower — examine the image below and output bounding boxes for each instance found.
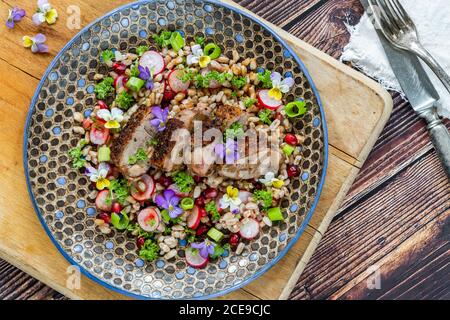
[268,72,294,101]
[191,239,215,259]
[214,139,239,164]
[6,7,26,29]
[32,0,58,26]
[97,107,124,129]
[85,162,110,190]
[22,33,48,54]
[219,186,242,213]
[150,106,168,132]
[155,189,183,218]
[138,65,154,90]
[186,44,211,68]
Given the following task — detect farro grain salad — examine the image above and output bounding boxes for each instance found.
[69,31,307,268]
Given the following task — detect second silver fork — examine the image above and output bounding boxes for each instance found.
[370,0,450,94]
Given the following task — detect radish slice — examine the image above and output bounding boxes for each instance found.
[187,205,201,230]
[239,218,260,239]
[201,68,220,89]
[257,89,282,110]
[114,75,126,91]
[168,184,190,198]
[90,126,110,145]
[131,174,155,201]
[139,51,165,75]
[138,207,160,232]
[168,69,190,93]
[95,190,112,212]
[238,191,252,204]
[185,247,208,268]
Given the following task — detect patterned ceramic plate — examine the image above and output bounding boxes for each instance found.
[24,0,328,299]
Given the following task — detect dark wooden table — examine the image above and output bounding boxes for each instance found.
[1,0,449,300]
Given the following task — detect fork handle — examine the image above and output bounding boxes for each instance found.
[412,43,450,95]
[418,107,450,178]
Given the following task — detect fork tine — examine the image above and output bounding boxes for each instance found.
[377,0,402,31]
[390,0,414,25]
[374,0,400,33]
[368,0,393,37]
[384,0,409,29]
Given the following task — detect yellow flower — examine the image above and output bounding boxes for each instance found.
[23,36,34,48]
[199,55,211,68]
[267,72,295,101]
[45,8,58,24]
[96,178,110,190]
[97,108,124,129]
[268,87,282,101]
[272,179,284,189]
[226,186,239,199]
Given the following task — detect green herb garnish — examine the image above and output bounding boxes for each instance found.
[195,36,205,46]
[205,201,220,222]
[101,49,115,63]
[139,239,159,262]
[172,171,195,193]
[68,140,87,169]
[210,243,231,259]
[244,98,257,108]
[106,178,130,205]
[253,189,273,210]
[94,77,114,99]
[111,211,130,230]
[257,70,273,89]
[258,109,273,125]
[136,45,149,56]
[115,91,134,110]
[128,148,148,165]
[224,122,245,141]
[152,31,185,51]
[231,76,247,89]
[130,61,140,77]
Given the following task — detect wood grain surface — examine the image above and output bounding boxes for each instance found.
[0,0,448,300]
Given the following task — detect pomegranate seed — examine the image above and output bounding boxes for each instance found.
[113,62,126,74]
[195,197,205,207]
[97,100,108,110]
[284,134,298,146]
[198,207,207,217]
[253,181,264,190]
[136,237,145,249]
[158,176,173,188]
[287,165,300,178]
[193,175,202,183]
[112,202,121,213]
[99,212,111,224]
[203,188,218,199]
[82,118,93,130]
[196,225,208,236]
[229,234,240,246]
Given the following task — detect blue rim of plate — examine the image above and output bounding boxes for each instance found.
[23,0,328,300]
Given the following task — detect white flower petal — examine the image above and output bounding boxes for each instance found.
[186,54,199,65]
[270,71,282,83]
[279,84,291,93]
[281,77,295,89]
[96,109,112,121]
[191,44,203,57]
[110,108,124,121]
[98,163,110,177]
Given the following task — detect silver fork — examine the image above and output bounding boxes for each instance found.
[370,0,450,94]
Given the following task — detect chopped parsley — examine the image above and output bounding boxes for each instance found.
[130,61,140,77]
[257,70,273,89]
[128,148,148,165]
[231,76,247,89]
[210,242,231,259]
[136,45,149,56]
[184,227,196,243]
[101,49,115,63]
[181,70,233,88]
[224,122,245,141]
[115,91,134,110]
[195,36,205,46]
[139,239,159,262]
[68,140,87,169]
[172,171,195,193]
[253,189,273,210]
[94,77,115,99]
[258,109,273,125]
[127,223,153,239]
[152,31,185,51]
[106,178,130,205]
[205,201,220,222]
[244,98,257,108]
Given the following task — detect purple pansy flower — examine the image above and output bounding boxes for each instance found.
[22,33,48,53]
[6,7,26,29]
[138,65,154,90]
[150,106,168,132]
[214,139,239,164]
[191,240,216,259]
[155,189,183,218]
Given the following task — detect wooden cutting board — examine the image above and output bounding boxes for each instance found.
[0,0,392,300]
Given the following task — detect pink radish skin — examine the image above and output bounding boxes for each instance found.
[185,247,209,268]
[238,191,252,204]
[95,190,112,212]
[168,184,190,198]
[114,75,126,91]
[138,207,160,232]
[139,51,165,75]
[257,89,282,110]
[90,126,110,145]
[239,218,260,240]
[131,174,155,201]
[168,69,190,93]
[187,205,201,230]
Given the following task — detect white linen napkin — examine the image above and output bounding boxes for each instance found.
[341,0,450,118]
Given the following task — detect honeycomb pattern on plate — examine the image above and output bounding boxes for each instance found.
[25,0,326,299]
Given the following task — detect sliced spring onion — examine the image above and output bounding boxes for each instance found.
[181,198,194,210]
[126,77,145,92]
[204,43,221,59]
[282,144,295,156]
[207,227,224,242]
[170,31,185,52]
[267,207,284,221]
[111,212,130,230]
[97,145,111,162]
[284,100,307,118]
